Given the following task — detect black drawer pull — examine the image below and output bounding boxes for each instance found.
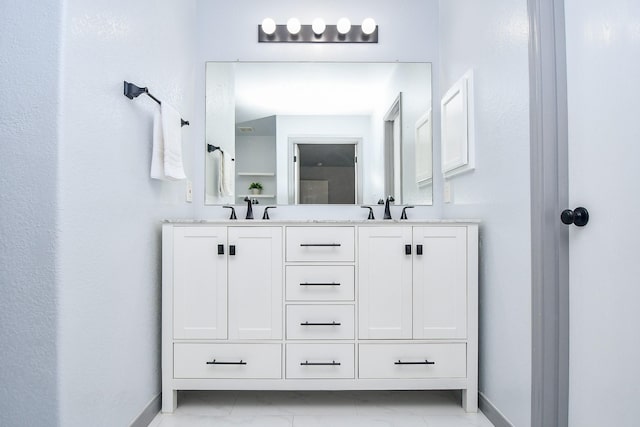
[300,360,341,366]
[206,359,247,365]
[300,321,341,326]
[217,244,224,255]
[394,359,435,365]
[229,245,236,256]
[405,244,412,255]
[416,244,423,255]
[300,243,342,247]
[300,282,341,286]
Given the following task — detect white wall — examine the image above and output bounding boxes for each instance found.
[193,0,440,220]
[0,1,62,425]
[439,1,532,426]
[56,0,197,425]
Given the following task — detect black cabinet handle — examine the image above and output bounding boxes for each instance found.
[300,321,341,326]
[561,207,589,227]
[394,359,435,365]
[300,360,341,366]
[405,244,412,255]
[300,243,341,247]
[206,359,247,365]
[218,244,224,255]
[299,282,341,286]
[416,244,423,255]
[229,245,236,256]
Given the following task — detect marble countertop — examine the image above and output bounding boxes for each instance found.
[163,219,481,224]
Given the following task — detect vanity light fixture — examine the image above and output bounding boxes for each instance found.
[361,18,377,35]
[261,17,277,35]
[336,17,351,35]
[286,17,301,35]
[312,18,326,35]
[258,17,378,43]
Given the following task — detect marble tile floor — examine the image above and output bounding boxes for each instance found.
[148,390,494,427]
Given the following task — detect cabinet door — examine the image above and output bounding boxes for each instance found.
[358,226,413,339]
[413,226,467,339]
[173,227,227,339]
[228,227,283,340]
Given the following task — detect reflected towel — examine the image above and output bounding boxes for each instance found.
[217,150,234,197]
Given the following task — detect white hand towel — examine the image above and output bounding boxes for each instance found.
[160,102,186,180]
[150,105,165,179]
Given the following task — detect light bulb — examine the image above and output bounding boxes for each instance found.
[361,18,377,35]
[261,17,276,35]
[312,18,326,35]
[337,17,351,35]
[287,17,301,35]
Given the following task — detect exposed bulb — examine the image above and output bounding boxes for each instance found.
[312,18,326,35]
[361,18,377,35]
[261,17,276,35]
[287,17,301,35]
[337,17,351,35]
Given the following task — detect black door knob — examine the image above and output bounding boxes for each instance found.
[561,207,589,227]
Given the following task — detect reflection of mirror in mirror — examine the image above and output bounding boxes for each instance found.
[205,62,432,206]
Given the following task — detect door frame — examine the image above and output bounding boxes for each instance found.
[287,136,362,205]
[383,93,403,202]
[528,0,569,426]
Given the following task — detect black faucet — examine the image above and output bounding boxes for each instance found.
[400,206,415,220]
[361,206,375,220]
[378,196,395,220]
[244,197,258,219]
[223,205,237,220]
[262,206,276,220]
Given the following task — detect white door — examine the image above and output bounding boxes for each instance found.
[412,227,467,339]
[358,226,413,339]
[228,227,283,340]
[565,2,640,426]
[173,227,227,340]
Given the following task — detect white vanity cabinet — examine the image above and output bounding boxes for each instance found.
[162,221,478,414]
[358,226,468,339]
[227,227,282,340]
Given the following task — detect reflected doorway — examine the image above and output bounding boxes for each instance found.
[292,141,359,204]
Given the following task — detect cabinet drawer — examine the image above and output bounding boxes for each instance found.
[286,305,355,340]
[286,227,355,262]
[174,343,281,379]
[286,266,355,301]
[286,344,354,379]
[358,343,466,379]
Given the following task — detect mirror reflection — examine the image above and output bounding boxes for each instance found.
[205,62,432,206]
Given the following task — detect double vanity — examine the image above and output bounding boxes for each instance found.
[161,220,478,413]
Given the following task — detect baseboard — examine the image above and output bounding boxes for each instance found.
[479,392,514,427]
[129,393,161,427]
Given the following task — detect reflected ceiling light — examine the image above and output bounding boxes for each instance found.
[337,17,351,35]
[312,18,326,35]
[287,17,301,35]
[261,17,276,35]
[361,18,377,35]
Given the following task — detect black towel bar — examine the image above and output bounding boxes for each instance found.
[123,81,189,127]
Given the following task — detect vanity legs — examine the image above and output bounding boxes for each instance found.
[162,389,177,413]
[462,388,478,412]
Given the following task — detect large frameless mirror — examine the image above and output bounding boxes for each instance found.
[205,62,432,206]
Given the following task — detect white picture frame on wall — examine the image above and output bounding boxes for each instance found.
[441,70,475,177]
[415,109,433,185]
